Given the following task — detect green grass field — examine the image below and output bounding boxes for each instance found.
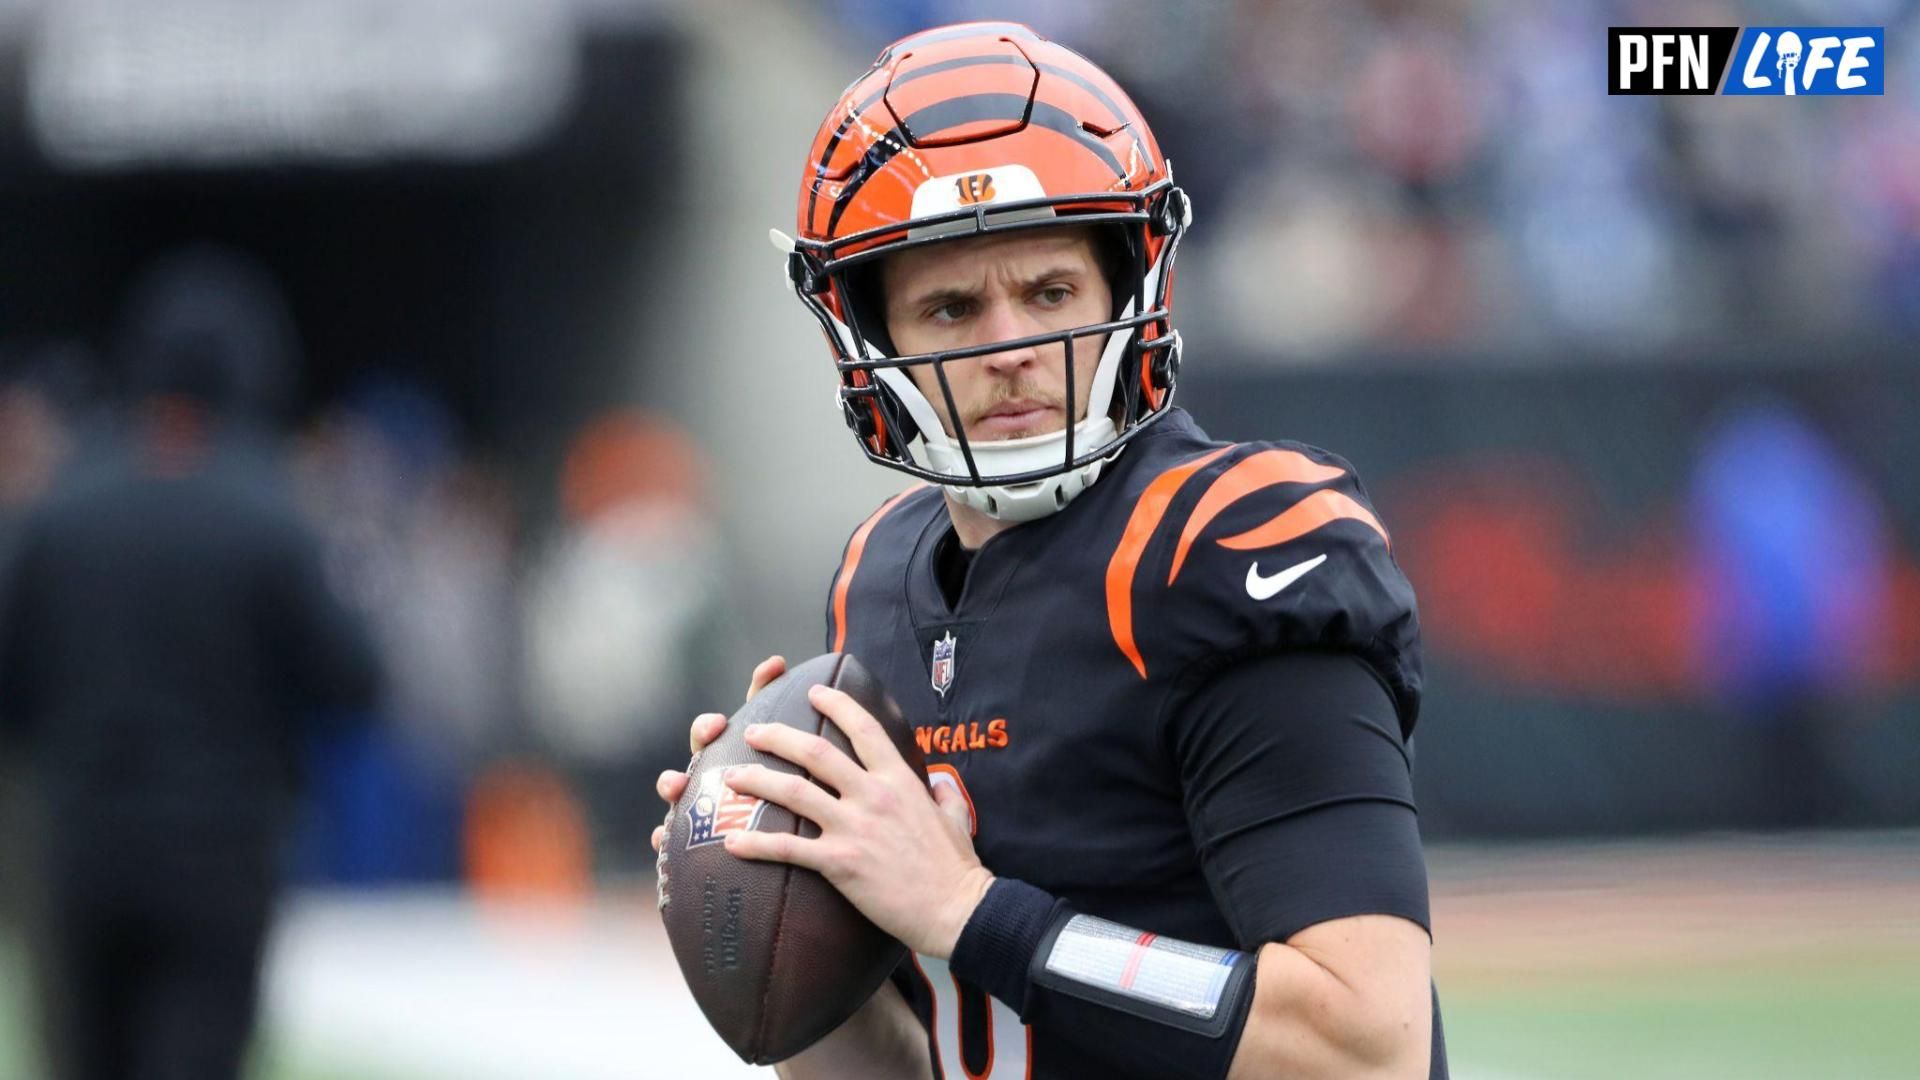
[1430,833,1920,1079]
[4,835,1916,1079]
[1444,956,1920,1079]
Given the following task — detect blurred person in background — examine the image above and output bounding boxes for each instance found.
[289,378,516,885]
[1690,398,1893,827]
[0,245,380,1080]
[524,409,745,875]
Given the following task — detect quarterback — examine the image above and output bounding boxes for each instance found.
[654,21,1445,1079]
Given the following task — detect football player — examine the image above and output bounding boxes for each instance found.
[653,22,1444,1079]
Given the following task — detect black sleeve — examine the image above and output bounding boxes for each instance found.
[264,517,381,720]
[1166,650,1431,946]
[945,651,1434,1080]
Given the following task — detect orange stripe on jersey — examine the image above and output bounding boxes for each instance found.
[1106,446,1233,679]
[1167,449,1349,585]
[832,486,925,653]
[955,968,991,1080]
[1215,488,1389,552]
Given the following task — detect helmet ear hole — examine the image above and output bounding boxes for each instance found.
[840,262,897,357]
[1085,224,1135,321]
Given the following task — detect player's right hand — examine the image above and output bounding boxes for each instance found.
[650,654,786,853]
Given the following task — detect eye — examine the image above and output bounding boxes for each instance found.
[1034,285,1073,307]
[928,300,973,324]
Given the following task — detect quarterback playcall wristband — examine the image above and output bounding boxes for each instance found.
[952,877,1260,1043]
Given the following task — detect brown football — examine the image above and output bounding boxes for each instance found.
[658,652,926,1065]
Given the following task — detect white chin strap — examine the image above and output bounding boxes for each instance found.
[915,408,1120,523]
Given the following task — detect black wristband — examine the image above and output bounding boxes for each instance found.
[952,882,1263,1078]
[948,876,1062,1010]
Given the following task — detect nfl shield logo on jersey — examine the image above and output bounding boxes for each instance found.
[930,631,957,697]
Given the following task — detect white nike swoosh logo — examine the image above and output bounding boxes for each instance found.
[1245,553,1328,600]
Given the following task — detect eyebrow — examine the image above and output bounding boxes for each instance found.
[901,263,1087,313]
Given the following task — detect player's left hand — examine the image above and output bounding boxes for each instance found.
[720,682,993,960]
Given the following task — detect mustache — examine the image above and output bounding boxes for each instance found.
[962,381,1067,428]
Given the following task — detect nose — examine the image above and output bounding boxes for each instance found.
[975,297,1043,374]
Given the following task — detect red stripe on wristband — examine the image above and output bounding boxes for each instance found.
[1119,931,1157,990]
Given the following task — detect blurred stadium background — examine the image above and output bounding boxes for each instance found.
[1,0,1916,1076]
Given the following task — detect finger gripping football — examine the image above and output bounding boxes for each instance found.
[661,652,926,1064]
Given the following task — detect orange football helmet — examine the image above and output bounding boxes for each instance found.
[779,21,1192,522]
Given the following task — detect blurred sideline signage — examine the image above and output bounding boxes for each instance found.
[1184,360,1920,835]
[26,0,581,168]
[1609,26,1883,95]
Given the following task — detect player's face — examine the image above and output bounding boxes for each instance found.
[881,227,1112,442]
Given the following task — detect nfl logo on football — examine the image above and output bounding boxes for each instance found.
[684,770,767,849]
[930,631,957,697]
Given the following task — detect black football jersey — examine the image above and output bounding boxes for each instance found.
[823,408,1425,1080]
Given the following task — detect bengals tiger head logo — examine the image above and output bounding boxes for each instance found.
[954,173,996,204]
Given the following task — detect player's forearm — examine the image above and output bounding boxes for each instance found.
[1226,936,1431,1080]
[773,980,930,1080]
[951,879,1432,1079]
